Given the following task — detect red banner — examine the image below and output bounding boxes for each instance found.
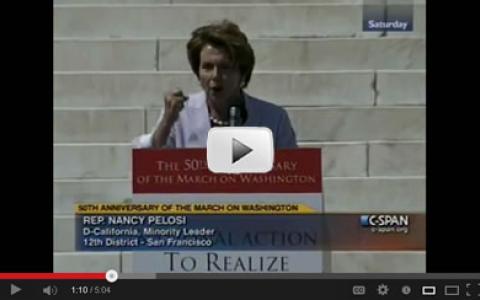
[132,149,322,193]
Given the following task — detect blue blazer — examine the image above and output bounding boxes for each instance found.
[132,91,297,149]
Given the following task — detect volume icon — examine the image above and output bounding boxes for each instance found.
[43,285,58,296]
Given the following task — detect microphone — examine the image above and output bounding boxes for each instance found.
[229,106,242,126]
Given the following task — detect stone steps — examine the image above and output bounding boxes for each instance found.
[54,179,132,215]
[54,4,367,38]
[54,3,425,38]
[54,107,145,143]
[54,141,424,179]
[330,251,425,273]
[54,37,425,71]
[54,70,425,107]
[53,106,425,143]
[145,106,426,141]
[285,106,425,141]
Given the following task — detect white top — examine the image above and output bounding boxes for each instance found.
[132,91,297,149]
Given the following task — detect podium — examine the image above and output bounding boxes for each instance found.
[126,148,326,273]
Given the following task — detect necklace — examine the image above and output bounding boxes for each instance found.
[209,115,229,126]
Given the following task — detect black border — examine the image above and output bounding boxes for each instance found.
[426,0,479,273]
[1,1,53,272]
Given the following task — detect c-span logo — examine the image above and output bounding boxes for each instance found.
[360,215,409,234]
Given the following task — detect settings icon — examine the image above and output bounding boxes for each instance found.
[377,284,389,296]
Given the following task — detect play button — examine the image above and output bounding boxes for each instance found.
[11,284,21,296]
[207,127,274,173]
[232,138,253,163]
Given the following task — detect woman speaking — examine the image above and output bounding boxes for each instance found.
[133,20,297,149]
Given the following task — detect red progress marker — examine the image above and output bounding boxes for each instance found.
[0,273,105,280]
